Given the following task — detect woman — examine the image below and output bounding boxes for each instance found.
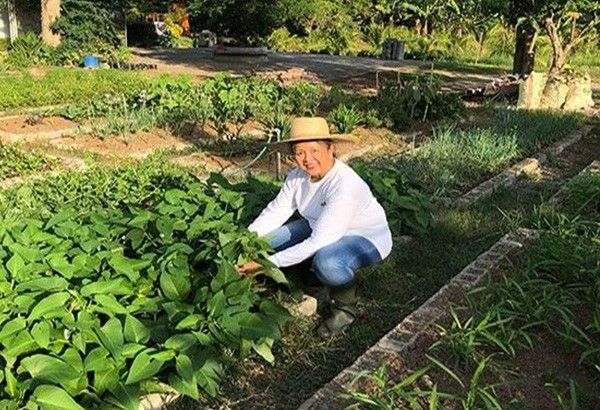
[238,117,392,337]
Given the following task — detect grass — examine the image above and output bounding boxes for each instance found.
[344,211,600,409]
[394,107,585,196]
[0,68,191,110]
[0,144,57,180]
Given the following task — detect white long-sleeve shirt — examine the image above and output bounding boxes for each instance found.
[248,160,393,267]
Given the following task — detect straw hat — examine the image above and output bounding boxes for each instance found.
[269,117,356,154]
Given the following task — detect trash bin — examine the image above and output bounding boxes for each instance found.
[382,39,405,61]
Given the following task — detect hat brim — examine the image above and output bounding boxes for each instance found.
[268,134,358,155]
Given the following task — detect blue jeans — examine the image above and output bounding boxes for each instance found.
[268,219,382,287]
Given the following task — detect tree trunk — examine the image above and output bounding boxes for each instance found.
[41,0,61,47]
[544,17,569,78]
[512,25,536,77]
[476,32,485,64]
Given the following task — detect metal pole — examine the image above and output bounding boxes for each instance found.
[275,128,282,180]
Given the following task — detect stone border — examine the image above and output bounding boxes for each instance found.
[298,228,539,410]
[452,125,593,207]
[547,159,600,205]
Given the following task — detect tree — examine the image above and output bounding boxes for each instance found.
[457,0,509,63]
[509,0,599,77]
[41,0,61,46]
[187,0,285,45]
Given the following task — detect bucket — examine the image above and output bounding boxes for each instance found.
[83,55,100,68]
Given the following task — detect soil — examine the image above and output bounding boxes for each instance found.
[48,131,192,159]
[0,115,75,135]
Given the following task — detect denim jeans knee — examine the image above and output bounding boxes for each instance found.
[312,236,382,287]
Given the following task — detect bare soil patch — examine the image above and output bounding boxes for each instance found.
[0,115,75,135]
[48,132,192,159]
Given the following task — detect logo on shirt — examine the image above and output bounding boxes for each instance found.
[320,201,327,207]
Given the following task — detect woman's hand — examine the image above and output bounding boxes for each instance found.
[236,260,263,276]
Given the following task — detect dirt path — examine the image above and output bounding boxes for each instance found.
[131,48,502,91]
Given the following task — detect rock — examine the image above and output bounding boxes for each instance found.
[286,294,318,317]
[517,72,547,110]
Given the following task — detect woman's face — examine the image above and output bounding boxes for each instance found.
[291,141,335,180]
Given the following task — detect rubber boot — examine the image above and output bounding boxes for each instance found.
[317,283,358,338]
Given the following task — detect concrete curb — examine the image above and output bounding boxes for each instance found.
[297,228,539,410]
[452,125,594,207]
[547,159,600,205]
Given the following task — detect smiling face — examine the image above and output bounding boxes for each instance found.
[291,141,335,181]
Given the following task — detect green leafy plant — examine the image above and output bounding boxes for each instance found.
[6,32,53,68]
[283,81,323,116]
[328,104,363,133]
[351,161,433,235]
[0,144,57,180]
[0,165,291,408]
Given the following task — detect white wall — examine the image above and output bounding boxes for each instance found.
[0,6,9,39]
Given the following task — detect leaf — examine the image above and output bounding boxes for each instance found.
[46,255,76,279]
[0,317,26,340]
[160,272,190,301]
[128,211,155,228]
[263,266,288,285]
[125,352,163,385]
[164,333,197,352]
[207,290,226,318]
[20,354,80,385]
[29,292,71,321]
[94,294,128,315]
[6,253,24,276]
[260,300,293,324]
[109,255,150,283]
[80,278,133,297]
[84,347,111,372]
[16,277,70,292]
[31,321,51,349]
[169,354,199,400]
[107,382,139,410]
[252,340,275,364]
[32,385,85,410]
[236,312,280,341]
[96,318,124,359]
[175,314,205,331]
[124,315,150,344]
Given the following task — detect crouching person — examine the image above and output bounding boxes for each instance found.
[237,117,392,337]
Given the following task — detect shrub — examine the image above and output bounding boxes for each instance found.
[283,81,323,117]
[0,144,57,180]
[351,160,433,234]
[375,72,463,130]
[6,32,53,68]
[328,104,363,133]
[52,0,122,64]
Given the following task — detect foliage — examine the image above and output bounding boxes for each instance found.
[351,161,433,235]
[6,33,54,69]
[395,108,584,196]
[0,68,148,110]
[327,105,363,133]
[562,170,600,219]
[283,81,323,117]
[52,0,122,65]
[0,178,292,407]
[375,72,463,130]
[188,0,285,45]
[0,145,57,180]
[0,156,197,219]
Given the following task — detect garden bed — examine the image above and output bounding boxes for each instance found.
[48,132,192,159]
